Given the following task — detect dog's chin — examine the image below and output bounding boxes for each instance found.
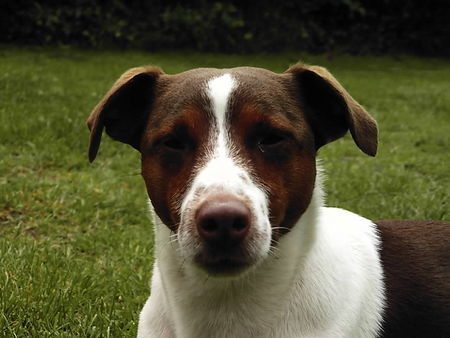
[194,258,253,277]
[189,245,267,277]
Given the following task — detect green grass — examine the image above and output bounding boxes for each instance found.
[0,46,449,336]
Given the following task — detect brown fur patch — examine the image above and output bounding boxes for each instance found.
[377,220,450,337]
[87,66,163,162]
[141,102,212,230]
[287,64,378,156]
[227,74,317,239]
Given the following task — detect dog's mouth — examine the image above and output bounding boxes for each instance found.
[194,254,252,276]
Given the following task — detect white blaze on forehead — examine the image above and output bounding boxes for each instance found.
[178,72,271,261]
[182,72,267,219]
[201,73,240,188]
[180,72,239,204]
[206,73,236,159]
[207,73,236,131]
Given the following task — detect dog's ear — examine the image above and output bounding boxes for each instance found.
[287,64,378,156]
[87,66,164,162]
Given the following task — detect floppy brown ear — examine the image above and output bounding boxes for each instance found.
[87,66,164,162]
[287,64,378,156]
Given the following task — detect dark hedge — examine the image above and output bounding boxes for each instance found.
[1,0,449,56]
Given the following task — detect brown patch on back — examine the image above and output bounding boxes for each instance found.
[377,220,450,337]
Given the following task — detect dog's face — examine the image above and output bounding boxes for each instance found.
[87,65,377,276]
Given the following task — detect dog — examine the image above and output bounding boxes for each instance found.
[87,64,449,337]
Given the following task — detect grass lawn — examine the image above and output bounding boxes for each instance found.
[0,47,449,336]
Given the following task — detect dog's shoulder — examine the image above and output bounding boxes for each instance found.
[286,207,386,337]
[317,207,381,247]
[313,207,384,294]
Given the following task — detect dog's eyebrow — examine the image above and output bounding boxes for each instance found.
[145,106,209,146]
[234,104,300,139]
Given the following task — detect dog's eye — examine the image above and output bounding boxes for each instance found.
[161,136,187,151]
[258,133,286,152]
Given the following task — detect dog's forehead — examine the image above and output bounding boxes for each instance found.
[175,66,281,83]
[164,67,285,100]
[156,67,293,120]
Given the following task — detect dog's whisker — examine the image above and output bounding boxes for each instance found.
[268,245,280,259]
[269,244,280,252]
[271,226,291,231]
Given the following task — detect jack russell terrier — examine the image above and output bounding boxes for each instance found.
[87,64,449,337]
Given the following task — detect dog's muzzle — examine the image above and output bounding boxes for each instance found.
[193,193,253,275]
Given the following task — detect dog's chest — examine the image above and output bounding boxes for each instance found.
[151,205,384,338]
[162,264,313,337]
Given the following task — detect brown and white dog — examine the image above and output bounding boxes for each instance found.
[87,64,449,337]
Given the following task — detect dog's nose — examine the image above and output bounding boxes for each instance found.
[196,195,250,247]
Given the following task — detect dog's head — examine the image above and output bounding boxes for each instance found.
[87,65,377,276]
